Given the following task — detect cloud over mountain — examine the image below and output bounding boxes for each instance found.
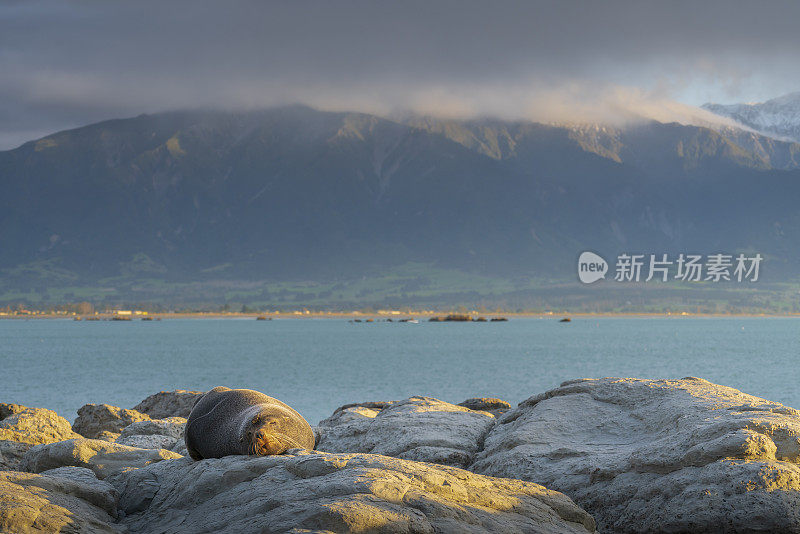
[2,1,800,148]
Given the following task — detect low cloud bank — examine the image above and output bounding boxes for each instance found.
[4,0,792,148]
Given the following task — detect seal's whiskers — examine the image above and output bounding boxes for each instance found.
[278,435,304,450]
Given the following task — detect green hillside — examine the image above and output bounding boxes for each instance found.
[2,106,800,311]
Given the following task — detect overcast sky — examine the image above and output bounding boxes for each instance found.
[1,0,800,149]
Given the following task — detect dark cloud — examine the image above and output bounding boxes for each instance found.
[2,0,800,148]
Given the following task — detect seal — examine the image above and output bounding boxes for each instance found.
[184,386,315,461]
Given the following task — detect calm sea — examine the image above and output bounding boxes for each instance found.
[2,317,798,425]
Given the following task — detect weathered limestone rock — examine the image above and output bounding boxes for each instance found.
[22,438,182,479]
[133,390,203,419]
[0,469,122,533]
[73,404,152,438]
[316,396,496,467]
[0,402,81,444]
[170,438,189,457]
[0,440,31,471]
[458,397,512,417]
[0,402,82,470]
[114,417,186,450]
[115,434,177,450]
[96,431,122,442]
[113,450,595,534]
[330,400,396,413]
[41,466,119,507]
[118,417,186,440]
[472,377,800,533]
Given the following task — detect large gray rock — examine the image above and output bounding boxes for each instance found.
[0,440,31,471]
[170,438,189,457]
[119,417,186,440]
[115,434,177,451]
[458,397,512,417]
[472,377,800,533]
[133,390,203,419]
[0,469,122,533]
[1,402,82,470]
[96,431,122,442]
[23,438,182,479]
[113,450,595,534]
[41,466,119,504]
[73,404,152,439]
[115,416,187,450]
[316,396,496,467]
[0,402,81,444]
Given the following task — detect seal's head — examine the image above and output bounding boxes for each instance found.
[240,404,306,455]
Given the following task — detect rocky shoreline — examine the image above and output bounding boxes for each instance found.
[3,377,800,533]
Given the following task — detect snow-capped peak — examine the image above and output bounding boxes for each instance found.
[703,92,800,142]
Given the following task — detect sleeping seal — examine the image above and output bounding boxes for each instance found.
[185,386,315,460]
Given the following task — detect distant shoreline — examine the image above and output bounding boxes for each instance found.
[3,311,800,320]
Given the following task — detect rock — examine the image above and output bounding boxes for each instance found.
[73,403,152,438]
[118,417,186,440]
[96,431,122,442]
[1,403,25,418]
[0,402,82,470]
[472,377,800,533]
[133,390,204,419]
[115,417,186,449]
[22,438,182,479]
[170,439,189,457]
[429,314,472,322]
[113,450,595,533]
[329,400,396,414]
[316,396,496,467]
[116,434,178,450]
[38,466,119,518]
[41,466,118,501]
[0,469,121,533]
[0,440,31,470]
[458,397,512,417]
[0,402,81,444]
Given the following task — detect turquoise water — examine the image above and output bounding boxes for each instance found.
[1,317,798,425]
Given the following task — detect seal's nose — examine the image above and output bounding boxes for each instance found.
[254,429,283,455]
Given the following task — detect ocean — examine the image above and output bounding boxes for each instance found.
[2,316,798,425]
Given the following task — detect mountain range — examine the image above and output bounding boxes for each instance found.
[703,92,800,143]
[2,104,800,310]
